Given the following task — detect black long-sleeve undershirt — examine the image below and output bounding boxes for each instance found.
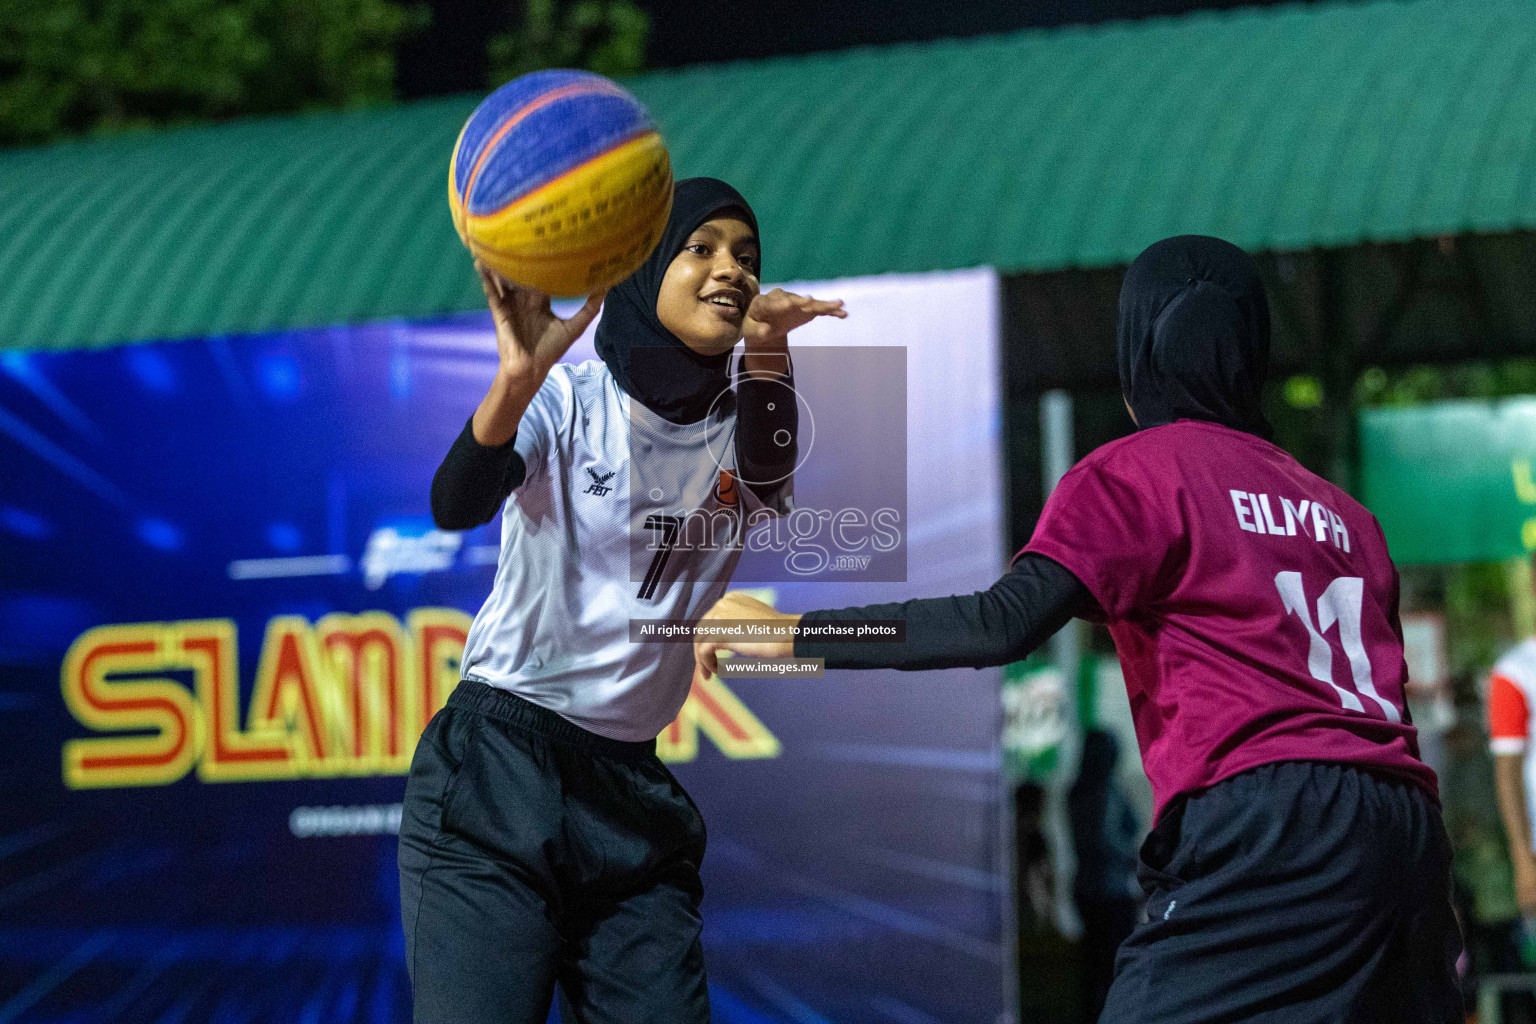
[430,362,798,531]
[734,358,796,504]
[430,417,526,530]
[793,553,1097,670]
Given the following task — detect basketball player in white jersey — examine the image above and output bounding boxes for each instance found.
[397,178,844,1023]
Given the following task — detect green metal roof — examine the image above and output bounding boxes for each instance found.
[4,0,1535,350]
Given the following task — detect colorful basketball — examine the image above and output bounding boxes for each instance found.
[449,70,673,297]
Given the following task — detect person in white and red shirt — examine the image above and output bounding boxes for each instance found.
[1489,637,1536,915]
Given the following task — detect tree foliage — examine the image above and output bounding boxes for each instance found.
[0,0,428,146]
[1353,359,1536,407]
[487,0,648,85]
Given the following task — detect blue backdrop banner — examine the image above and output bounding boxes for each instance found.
[0,268,1005,1024]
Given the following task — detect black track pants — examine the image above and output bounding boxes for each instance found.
[398,681,709,1024]
[1101,760,1462,1024]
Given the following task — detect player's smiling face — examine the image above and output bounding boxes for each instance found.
[655,214,761,357]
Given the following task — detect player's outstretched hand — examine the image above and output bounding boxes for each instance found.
[743,288,846,346]
[694,591,801,679]
[477,261,604,385]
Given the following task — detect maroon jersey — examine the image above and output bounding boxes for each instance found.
[1024,419,1434,819]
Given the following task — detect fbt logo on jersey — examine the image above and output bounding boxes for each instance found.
[1230,490,1351,552]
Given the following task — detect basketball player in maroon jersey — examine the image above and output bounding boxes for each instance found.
[696,236,1461,1022]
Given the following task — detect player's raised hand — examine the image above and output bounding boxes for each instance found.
[471,262,603,446]
[477,261,604,383]
[694,591,801,679]
[743,288,846,347]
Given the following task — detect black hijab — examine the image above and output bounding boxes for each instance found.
[1117,235,1273,438]
[595,177,760,425]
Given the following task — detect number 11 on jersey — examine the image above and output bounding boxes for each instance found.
[1275,572,1402,722]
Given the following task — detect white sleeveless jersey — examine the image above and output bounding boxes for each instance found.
[1489,637,1536,846]
[460,360,789,741]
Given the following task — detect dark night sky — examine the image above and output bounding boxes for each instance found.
[396,0,1322,98]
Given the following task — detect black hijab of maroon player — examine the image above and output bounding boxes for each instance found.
[1116,235,1274,439]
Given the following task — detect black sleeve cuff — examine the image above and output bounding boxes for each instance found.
[430,417,527,530]
[735,354,797,496]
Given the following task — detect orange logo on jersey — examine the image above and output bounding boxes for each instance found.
[714,470,739,508]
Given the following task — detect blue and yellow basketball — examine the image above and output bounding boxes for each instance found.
[449,70,673,297]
